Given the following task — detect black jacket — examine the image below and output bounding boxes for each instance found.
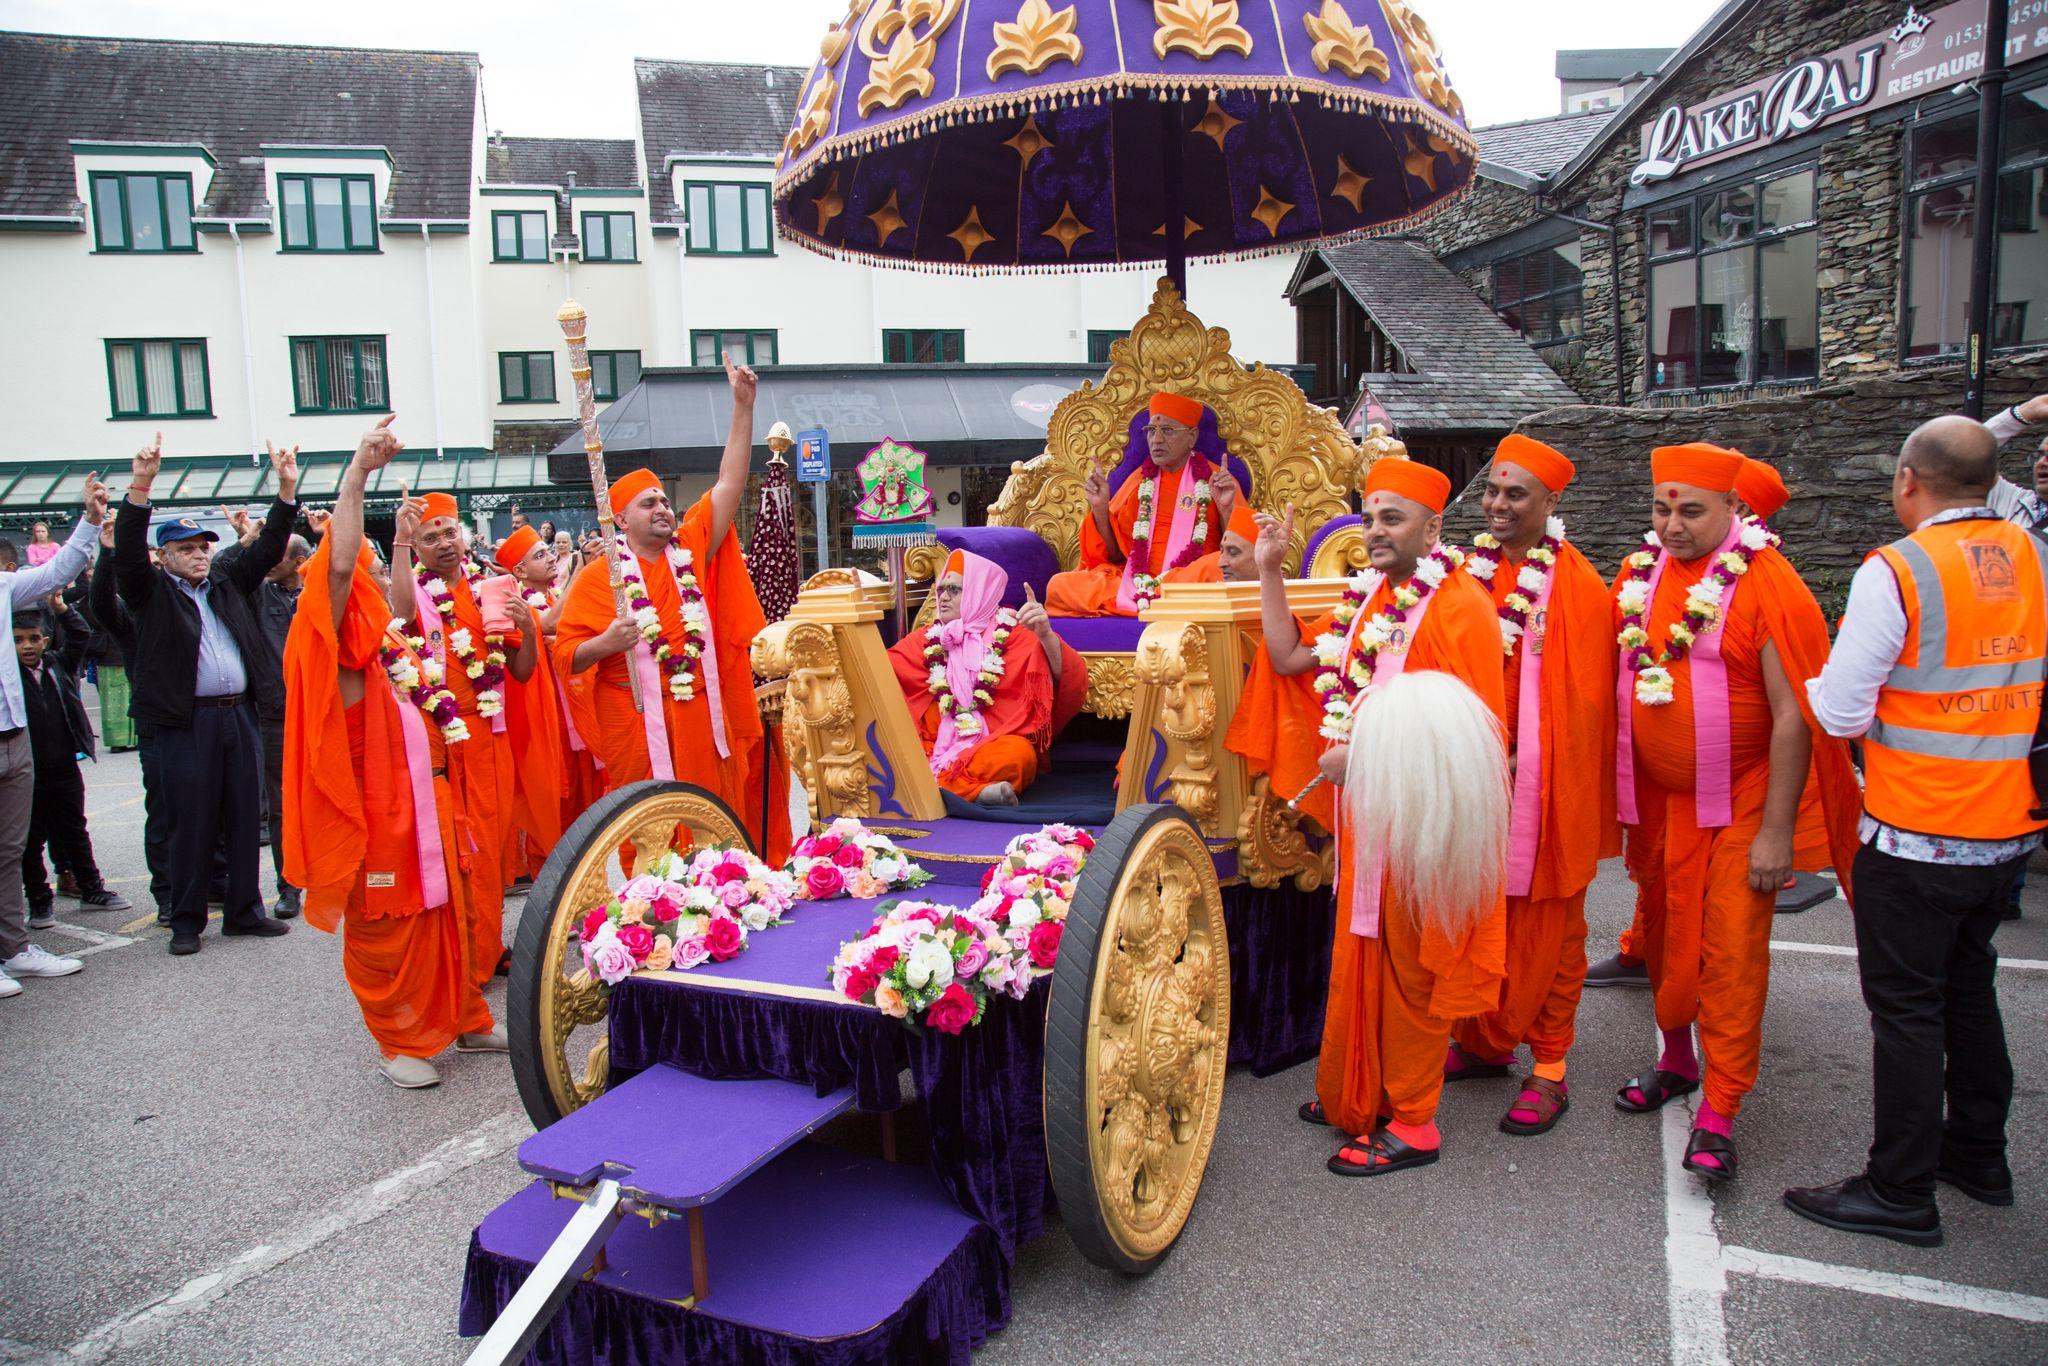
[112,497,296,729]
[22,655,94,765]
[211,543,300,722]
[88,552,137,670]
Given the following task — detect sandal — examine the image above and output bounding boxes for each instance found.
[1683,1126,1738,1182]
[1443,1042,1512,1083]
[1500,1076,1569,1137]
[1615,1069,1700,1113]
[1298,1098,1332,1126]
[1327,1130,1441,1178]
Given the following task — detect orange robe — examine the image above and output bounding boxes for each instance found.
[1619,547,1860,1116]
[1045,463,1223,617]
[1452,544,1616,1066]
[553,494,791,864]
[1228,568,1509,1135]
[1165,550,1224,584]
[889,624,1056,799]
[503,600,567,875]
[282,544,493,1060]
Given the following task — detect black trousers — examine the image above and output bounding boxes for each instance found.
[159,701,264,936]
[259,713,294,894]
[1851,841,2020,1204]
[22,756,103,908]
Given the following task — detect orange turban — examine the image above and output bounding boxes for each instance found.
[419,492,459,524]
[608,468,662,517]
[494,525,540,571]
[1651,443,1744,493]
[1734,457,1790,519]
[1225,501,1259,542]
[1149,392,1206,428]
[1493,434,1575,493]
[1363,458,1451,515]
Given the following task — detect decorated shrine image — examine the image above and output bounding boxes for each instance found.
[462,3,1468,1361]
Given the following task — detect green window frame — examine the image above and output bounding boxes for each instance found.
[690,330,777,367]
[492,210,551,263]
[105,339,212,419]
[278,174,379,252]
[290,335,390,414]
[88,172,197,253]
[590,350,642,401]
[883,329,964,364]
[499,352,557,404]
[582,211,637,263]
[683,182,774,256]
[1086,329,1127,364]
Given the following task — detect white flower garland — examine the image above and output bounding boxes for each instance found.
[923,608,1018,739]
[1466,516,1564,654]
[615,538,710,703]
[1615,520,1777,705]
[1310,543,1464,741]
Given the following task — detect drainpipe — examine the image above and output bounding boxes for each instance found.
[1961,1,2010,418]
[419,224,447,463]
[227,223,261,462]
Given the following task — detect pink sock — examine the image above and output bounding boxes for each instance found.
[1657,1026,1698,1079]
[1689,1099,1733,1170]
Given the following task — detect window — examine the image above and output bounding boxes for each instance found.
[591,350,642,401]
[690,330,778,367]
[582,211,637,263]
[1903,82,2048,360]
[493,210,551,263]
[499,352,557,404]
[88,173,195,253]
[684,182,774,255]
[1086,330,1127,364]
[291,336,389,414]
[278,175,378,252]
[883,329,964,364]
[1491,239,1584,347]
[106,339,210,419]
[1645,166,1818,391]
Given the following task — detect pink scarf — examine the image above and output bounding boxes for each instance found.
[629,546,730,782]
[1614,519,1742,829]
[1505,558,1557,898]
[930,550,1009,774]
[1114,457,1211,613]
[389,641,451,911]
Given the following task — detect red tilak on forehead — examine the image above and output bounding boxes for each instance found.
[1662,486,1681,500]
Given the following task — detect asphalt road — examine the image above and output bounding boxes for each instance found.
[2,741,2044,1363]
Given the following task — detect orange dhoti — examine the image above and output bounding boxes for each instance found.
[1453,891,1590,1066]
[888,594,1057,802]
[446,725,516,991]
[936,733,1038,800]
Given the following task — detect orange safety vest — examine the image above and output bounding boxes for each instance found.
[1865,514,2048,840]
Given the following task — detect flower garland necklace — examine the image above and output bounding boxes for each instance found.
[415,561,506,718]
[379,633,470,743]
[1614,519,1778,705]
[1465,517,1565,655]
[615,535,709,703]
[1310,543,1464,741]
[923,608,1018,738]
[1126,456,1214,609]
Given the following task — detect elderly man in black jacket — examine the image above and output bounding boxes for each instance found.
[115,437,300,956]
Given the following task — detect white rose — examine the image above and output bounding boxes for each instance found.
[1738,522,1770,552]
[1616,581,1650,613]
[1546,516,1566,541]
[904,938,954,989]
[1516,565,1547,595]
[1413,554,1447,588]
[1006,899,1042,931]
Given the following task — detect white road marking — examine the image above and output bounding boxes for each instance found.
[1724,1246,2048,1325]
[37,922,135,959]
[57,1110,528,1363]
[1662,1091,1732,1365]
[1772,940,2048,972]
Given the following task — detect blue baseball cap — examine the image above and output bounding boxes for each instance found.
[155,517,219,547]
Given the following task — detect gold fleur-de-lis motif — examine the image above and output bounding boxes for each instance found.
[1152,0,1252,60]
[857,0,964,117]
[1378,0,1462,119]
[783,67,839,160]
[988,0,1083,80]
[1302,0,1390,80]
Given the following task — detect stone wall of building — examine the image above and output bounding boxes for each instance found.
[1439,350,2048,617]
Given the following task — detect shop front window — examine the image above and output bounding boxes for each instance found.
[1645,166,1818,392]
[1491,239,1584,347]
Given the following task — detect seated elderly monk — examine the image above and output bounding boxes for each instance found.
[890,549,1057,807]
[1166,501,1260,583]
[1044,392,1241,616]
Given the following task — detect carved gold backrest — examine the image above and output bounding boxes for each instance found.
[988,277,1360,576]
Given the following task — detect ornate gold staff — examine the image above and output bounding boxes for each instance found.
[557,299,643,715]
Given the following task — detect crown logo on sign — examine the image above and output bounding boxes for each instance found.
[1891,6,1932,41]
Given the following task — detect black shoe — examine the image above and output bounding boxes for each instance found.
[258,830,271,848]
[222,916,289,938]
[2002,902,2022,922]
[1784,1174,1942,1247]
[78,889,133,913]
[26,904,55,930]
[271,893,302,921]
[1584,953,1649,988]
[493,948,513,978]
[155,910,172,928]
[169,933,202,956]
[1935,1159,2015,1207]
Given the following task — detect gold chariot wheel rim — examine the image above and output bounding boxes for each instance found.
[1081,818,1231,1262]
[534,788,748,1118]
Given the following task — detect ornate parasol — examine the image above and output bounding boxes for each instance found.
[774,0,1475,292]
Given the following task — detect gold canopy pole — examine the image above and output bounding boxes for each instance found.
[557,299,643,715]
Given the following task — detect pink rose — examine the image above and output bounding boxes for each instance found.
[924,983,978,1035]
[672,937,711,970]
[718,879,752,910]
[1045,854,1077,880]
[810,835,843,859]
[704,917,744,961]
[620,875,663,903]
[831,843,865,869]
[580,907,609,943]
[955,939,989,978]
[793,835,820,858]
[645,894,682,924]
[615,922,655,960]
[711,860,748,885]
[586,936,638,985]
[869,944,901,973]
[843,964,879,1001]
[1028,919,1064,969]
[804,863,847,899]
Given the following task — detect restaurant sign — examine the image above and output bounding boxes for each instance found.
[1631,1,2047,186]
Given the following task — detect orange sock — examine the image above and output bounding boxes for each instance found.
[1533,1059,1567,1083]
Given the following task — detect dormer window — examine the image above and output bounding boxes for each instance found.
[89,172,196,253]
[279,174,378,252]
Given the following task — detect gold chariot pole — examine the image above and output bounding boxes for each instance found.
[556,299,643,714]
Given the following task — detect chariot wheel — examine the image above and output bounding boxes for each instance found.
[507,781,752,1130]
[1044,804,1231,1274]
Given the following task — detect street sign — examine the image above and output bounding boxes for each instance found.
[796,429,830,483]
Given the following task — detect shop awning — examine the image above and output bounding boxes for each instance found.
[545,364,1102,483]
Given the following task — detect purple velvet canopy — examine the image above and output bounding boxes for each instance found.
[774,0,1475,273]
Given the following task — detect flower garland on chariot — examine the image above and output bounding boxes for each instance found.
[1310,543,1466,742]
[1465,517,1566,655]
[1124,456,1214,610]
[786,817,934,900]
[577,845,798,988]
[1613,520,1779,706]
[922,607,1018,740]
[378,628,470,744]
[613,533,710,704]
[414,560,507,719]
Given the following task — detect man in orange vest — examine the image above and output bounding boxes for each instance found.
[1786,417,2040,1246]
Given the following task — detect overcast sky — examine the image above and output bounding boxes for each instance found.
[2,0,1724,137]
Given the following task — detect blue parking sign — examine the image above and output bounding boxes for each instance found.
[796,429,830,483]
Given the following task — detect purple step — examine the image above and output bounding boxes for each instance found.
[517,1064,853,1210]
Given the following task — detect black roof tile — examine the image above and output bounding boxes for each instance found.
[484,136,638,190]
[1474,110,1616,180]
[634,59,802,223]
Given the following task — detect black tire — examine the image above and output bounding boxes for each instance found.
[507,780,754,1131]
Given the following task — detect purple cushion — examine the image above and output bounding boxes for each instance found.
[1049,616,1147,652]
[1302,513,1363,571]
[936,527,1056,609]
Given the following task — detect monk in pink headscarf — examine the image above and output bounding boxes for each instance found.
[888,549,1055,806]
